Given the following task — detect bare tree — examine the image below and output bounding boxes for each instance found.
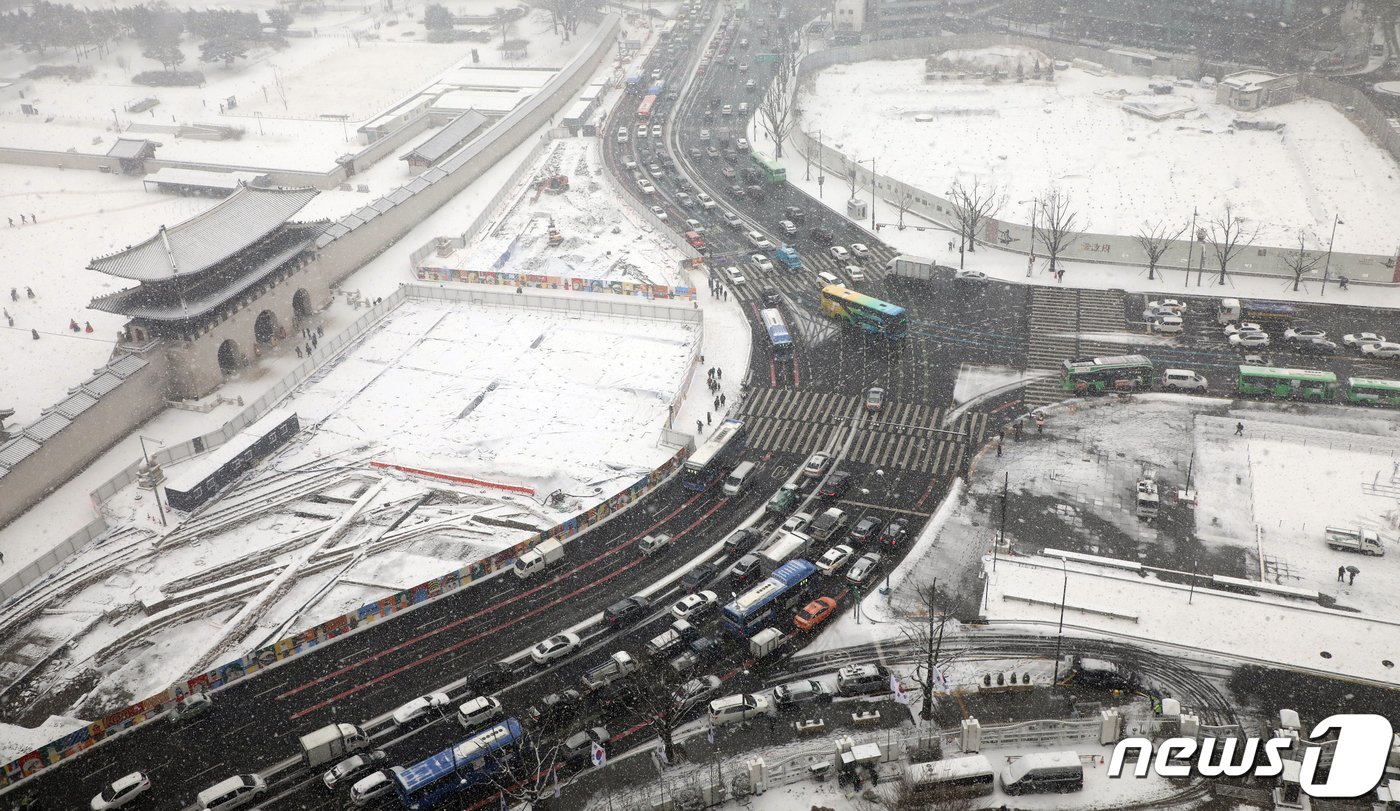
[867,779,982,811]
[842,154,865,200]
[622,661,695,765]
[947,178,1005,254]
[1133,220,1189,281]
[893,182,915,230]
[895,581,960,723]
[1282,230,1325,292]
[1032,189,1086,279]
[757,50,799,157]
[479,700,576,807]
[1207,204,1260,286]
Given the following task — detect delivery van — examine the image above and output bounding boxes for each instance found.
[723,461,756,496]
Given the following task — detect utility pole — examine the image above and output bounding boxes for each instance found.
[995,471,1008,571]
[1184,207,1196,289]
[1321,213,1342,297]
[1050,558,1068,691]
[869,158,876,230]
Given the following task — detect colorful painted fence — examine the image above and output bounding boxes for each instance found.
[416,265,698,300]
[0,446,687,788]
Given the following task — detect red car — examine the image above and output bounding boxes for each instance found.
[794,597,838,631]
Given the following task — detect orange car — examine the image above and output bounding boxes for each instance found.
[794,597,838,632]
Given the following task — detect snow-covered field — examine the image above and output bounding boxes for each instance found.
[801,46,1400,253]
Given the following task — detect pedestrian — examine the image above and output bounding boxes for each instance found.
[6,218,12,227]
[30,328,39,340]
[696,419,703,434]
[19,214,26,224]
[26,287,34,299]
[84,321,93,333]
[717,368,722,380]
[700,354,705,364]
[317,326,323,337]
[714,395,720,410]
[720,393,726,406]
[311,335,317,348]
[996,437,1003,457]
[1349,569,1357,586]
[706,411,712,425]
[1235,422,1244,436]
[69,319,79,332]
[1337,565,1346,582]
[948,240,954,252]
[295,346,303,358]
[306,343,312,356]
[5,314,12,327]
[708,366,714,378]
[1338,276,1350,290]
[1036,417,1045,433]
[9,288,16,301]
[30,214,35,223]
[0,551,5,564]
[1014,421,1023,441]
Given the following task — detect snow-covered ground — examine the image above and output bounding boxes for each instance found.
[798,46,1400,254]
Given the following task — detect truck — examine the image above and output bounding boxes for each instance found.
[299,723,370,769]
[750,627,787,659]
[1135,479,1159,520]
[1324,526,1385,556]
[885,254,938,280]
[1217,298,1298,326]
[513,538,564,578]
[773,246,802,271]
[757,530,813,573]
[581,651,639,691]
[626,71,643,92]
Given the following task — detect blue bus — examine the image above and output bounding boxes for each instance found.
[760,308,792,358]
[683,418,747,490]
[394,719,525,809]
[721,559,819,637]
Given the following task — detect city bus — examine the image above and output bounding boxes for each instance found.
[1059,355,1153,393]
[1345,377,1400,407]
[759,307,792,358]
[720,559,818,637]
[1236,366,1338,400]
[906,754,997,799]
[636,94,657,120]
[750,152,786,183]
[394,719,525,809]
[682,418,747,490]
[819,285,908,339]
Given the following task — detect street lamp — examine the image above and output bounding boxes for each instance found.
[1321,214,1343,297]
[1018,199,1036,276]
[138,435,168,528]
[1049,557,1068,692]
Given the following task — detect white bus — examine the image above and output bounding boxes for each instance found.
[1000,750,1084,795]
[905,754,995,799]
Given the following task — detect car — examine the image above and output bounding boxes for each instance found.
[1361,341,1400,358]
[651,124,663,137]
[864,387,884,411]
[1242,354,1268,366]
[91,772,151,810]
[391,692,450,726]
[784,206,806,221]
[1150,315,1184,334]
[323,751,388,792]
[794,597,838,631]
[672,590,720,620]
[1223,321,1263,337]
[803,451,832,478]
[528,688,583,725]
[722,210,742,227]
[730,184,747,197]
[845,264,866,282]
[829,245,850,261]
[761,286,782,307]
[778,219,798,236]
[722,104,733,115]
[876,518,909,547]
[689,146,703,158]
[350,769,402,806]
[705,147,720,159]
[648,163,663,178]
[850,243,870,259]
[623,158,638,171]
[1146,299,1185,314]
[638,532,672,556]
[530,632,582,665]
[954,268,988,282]
[170,692,212,721]
[684,218,706,234]
[681,562,721,592]
[1143,306,1180,320]
[815,544,855,575]
[637,178,655,194]
[674,674,723,712]
[766,483,799,514]
[1284,327,1327,342]
[617,127,628,143]
[725,266,747,285]
[562,726,611,763]
[751,254,774,272]
[1293,337,1338,354]
[676,191,695,207]
[736,137,749,152]
[1344,332,1388,347]
[699,128,711,141]
[1229,331,1270,348]
[721,165,737,178]
[772,679,829,708]
[846,551,883,586]
[739,62,749,72]
[847,516,885,545]
[819,470,853,500]
[468,660,513,693]
[604,595,649,625]
[698,192,716,209]
[810,225,833,243]
[1161,369,1207,392]
[649,205,668,221]
[739,37,750,47]
[636,123,648,137]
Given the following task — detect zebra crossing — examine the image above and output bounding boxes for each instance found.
[1023,287,1130,406]
[738,387,988,474]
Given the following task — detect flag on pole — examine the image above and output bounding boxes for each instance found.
[591,740,607,768]
[499,793,508,810]
[932,663,949,694]
[891,674,911,705]
[707,713,716,744]
[553,765,561,798]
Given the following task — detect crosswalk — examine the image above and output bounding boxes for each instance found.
[716,240,901,311]
[738,387,988,474]
[1023,287,1129,406]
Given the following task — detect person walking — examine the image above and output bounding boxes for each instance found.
[996,437,1003,457]
[706,412,712,425]
[30,328,39,340]
[9,288,16,301]
[696,419,703,434]
[1349,569,1358,586]
[6,218,12,227]
[1235,422,1244,436]
[30,214,36,223]
[717,368,722,381]
[19,214,26,224]
[1337,565,1346,582]
[0,551,5,565]
[26,287,34,299]
[720,393,726,407]
[714,395,721,411]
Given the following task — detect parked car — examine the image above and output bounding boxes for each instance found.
[1143,305,1179,320]
[1229,331,1270,348]
[91,772,151,810]
[954,269,988,282]
[864,387,884,411]
[846,552,883,586]
[672,590,720,620]
[772,679,828,709]
[561,726,611,764]
[847,516,885,545]
[1284,327,1327,342]
[323,751,388,792]
[1361,341,1400,358]
[531,632,582,665]
[815,544,855,575]
[751,254,774,272]
[876,518,909,547]
[1344,332,1388,347]
[391,692,450,726]
[794,597,838,631]
[829,245,850,261]
[803,451,832,478]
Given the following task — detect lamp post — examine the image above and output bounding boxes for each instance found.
[1049,557,1068,692]
[1018,198,1036,276]
[1184,208,1197,289]
[138,435,168,528]
[1321,214,1343,297]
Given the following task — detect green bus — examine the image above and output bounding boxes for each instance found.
[750,152,786,183]
[1346,377,1400,407]
[1236,366,1338,399]
[1060,355,1153,393]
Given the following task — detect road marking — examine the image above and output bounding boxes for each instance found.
[840,499,933,518]
[913,477,939,510]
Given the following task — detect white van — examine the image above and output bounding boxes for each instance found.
[197,775,266,810]
[817,271,842,287]
[708,693,771,726]
[1160,369,1207,392]
[1000,750,1084,794]
[456,695,504,730]
[723,461,756,496]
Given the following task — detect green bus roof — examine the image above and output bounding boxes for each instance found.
[1348,377,1400,390]
[1237,366,1337,382]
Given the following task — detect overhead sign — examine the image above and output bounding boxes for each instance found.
[756,53,781,63]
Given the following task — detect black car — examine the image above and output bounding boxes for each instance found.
[819,470,853,500]
[528,689,583,726]
[877,518,909,547]
[784,206,806,221]
[1293,337,1338,354]
[723,527,761,555]
[729,184,747,197]
[810,226,834,244]
[680,561,721,592]
[745,184,765,198]
[469,660,514,693]
[604,595,648,626]
[847,516,885,545]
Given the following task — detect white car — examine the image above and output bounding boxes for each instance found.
[829,245,850,261]
[170,692,213,721]
[698,192,717,209]
[1150,315,1184,334]
[650,205,668,222]
[651,124,663,138]
[1223,321,1262,337]
[722,104,733,115]
[1146,299,1185,314]
[672,590,720,619]
[1344,332,1387,348]
[685,219,706,234]
[722,210,742,227]
[815,544,855,575]
[736,137,749,151]
[391,692,450,726]
[850,243,870,259]
[751,254,774,272]
[648,163,663,178]
[350,769,403,806]
[638,178,655,194]
[91,772,151,810]
[781,511,814,533]
[1361,341,1400,358]
[844,264,866,282]
[1229,331,1271,348]
[636,123,648,137]
[954,268,988,282]
[531,632,582,665]
[1143,305,1179,320]
[803,451,832,478]
[726,266,747,285]
[1284,327,1327,341]
[617,127,628,143]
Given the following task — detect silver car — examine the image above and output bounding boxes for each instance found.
[845,551,883,586]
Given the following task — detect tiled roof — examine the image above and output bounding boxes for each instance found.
[106,138,155,160]
[88,186,318,282]
[401,110,488,164]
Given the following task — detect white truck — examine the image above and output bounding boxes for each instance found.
[299,723,370,769]
[513,538,565,578]
[750,627,787,659]
[581,651,639,691]
[1324,526,1385,556]
[757,531,813,573]
[885,254,939,281]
